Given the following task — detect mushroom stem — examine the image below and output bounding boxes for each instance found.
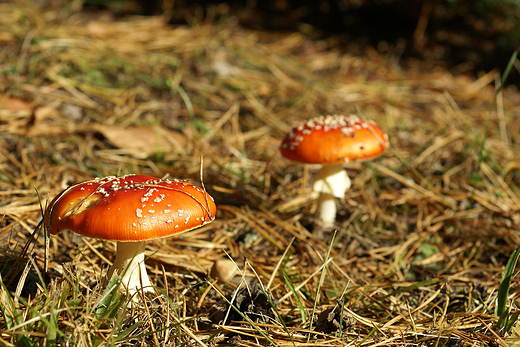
[316,193,337,228]
[107,241,153,294]
[313,164,351,228]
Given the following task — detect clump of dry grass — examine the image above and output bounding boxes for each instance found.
[1,1,520,346]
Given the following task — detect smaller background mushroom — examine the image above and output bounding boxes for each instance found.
[280,114,389,228]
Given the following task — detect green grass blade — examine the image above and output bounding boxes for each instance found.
[0,280,34,347]
[257,283,296,347]
[308,231,336,339]
[95,275,123,319]
[282,271,306,324]
[207,283,278,346]
[112,321,146,342]
[382,278,439,299]
[506,311,520,334]
[495,245,520,330]
[496,50,518,96]
[355,324,378,347]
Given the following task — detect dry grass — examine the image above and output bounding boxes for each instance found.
[1,1,520,346]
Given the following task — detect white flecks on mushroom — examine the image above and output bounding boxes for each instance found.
[136,208,143,218]
[283,114,371,150]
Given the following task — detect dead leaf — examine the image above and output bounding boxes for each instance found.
[0,93,32,111]
[93,125,187,158]
[24,106,65,137]
[315,305,356,334]
[507,319,520,347]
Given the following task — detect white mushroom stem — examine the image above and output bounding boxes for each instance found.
[107,241,153,295]
[313,163,351,228]
[316,193,337,228]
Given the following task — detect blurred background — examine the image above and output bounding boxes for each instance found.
[79,0,520,86]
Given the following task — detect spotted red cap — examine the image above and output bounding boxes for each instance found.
[280,114,389,164]
[44,175,216,242]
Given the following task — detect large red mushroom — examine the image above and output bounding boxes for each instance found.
[44,174,216,295]
[280,114,388,228]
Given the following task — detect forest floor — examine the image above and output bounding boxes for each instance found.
[1,2,520,346]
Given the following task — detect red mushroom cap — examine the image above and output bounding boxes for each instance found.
[280,114,389,164]
[44,175,216,242]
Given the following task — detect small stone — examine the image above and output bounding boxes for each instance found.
[210,259,238,282]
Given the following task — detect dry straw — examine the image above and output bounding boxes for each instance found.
[0,1,519,346]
